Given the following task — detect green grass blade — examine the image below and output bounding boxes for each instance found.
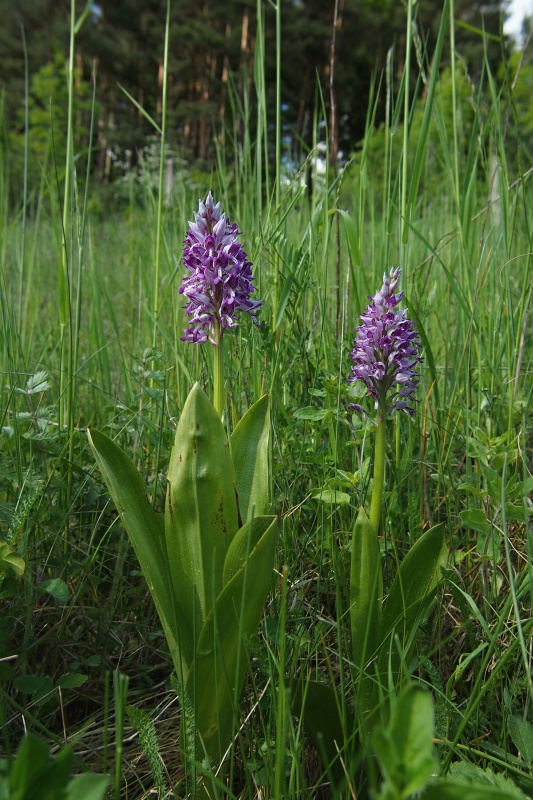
[117,83,162,134]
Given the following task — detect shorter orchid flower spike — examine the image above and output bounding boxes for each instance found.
[348,267,422,419]
[179,192,261,345]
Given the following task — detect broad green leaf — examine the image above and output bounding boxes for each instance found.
[65,773,110,800]
[231,394,270,520]
[223,515,276,585]
[291,679,354,792]
[508,715,533,766]
[40,578,69,604]
[421,785,524,800]
[14,675,54,697]
[457,482,488,499]
[56,673,88,689]
[0,542,25,577]
[443,763,525,797]
[460,509,490,532]
[507,477,533,501]
[84,655,102,667]
[379,524,446,646]
[373,684,435,798]
[377,524,446,692]
[166,383,238,634]
[421,761,526,800]
[9,734,73,800]
[9,733,52,791]
[186,516,277,764]
[505,504,529,522]
[313,489,351,505]
[87,428,189,679]
[293,406,329,421]
[350,506,382,713]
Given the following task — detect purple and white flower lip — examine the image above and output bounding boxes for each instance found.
[348,267,422,419]
[179,192,261,345]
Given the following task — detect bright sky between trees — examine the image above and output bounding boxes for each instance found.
[505,0,532,38]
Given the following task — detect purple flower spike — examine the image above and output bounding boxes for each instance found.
[348,267,422,419]
[179,192,261,344]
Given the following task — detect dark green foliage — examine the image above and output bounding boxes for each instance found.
[0,0,515,197]
[0,734,109,800]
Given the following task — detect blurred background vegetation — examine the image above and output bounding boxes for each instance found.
[1,0,531,209]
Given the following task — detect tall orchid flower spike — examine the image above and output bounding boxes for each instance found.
[179,192,261,417]
[179,192,261,345]
[348,267,422,421]
[349,267,422,536]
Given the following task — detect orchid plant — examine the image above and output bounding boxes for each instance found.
[88,194,276,792]
[347,269,445,711]
[294,268,447,792]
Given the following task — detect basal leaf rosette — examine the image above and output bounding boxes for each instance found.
[88,383,276,771]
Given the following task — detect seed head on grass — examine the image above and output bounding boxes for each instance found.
[179,192,261,345]
[348,267,422,420]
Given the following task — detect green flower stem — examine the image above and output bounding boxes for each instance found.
[369,415,386,535]
[213,324,225,418]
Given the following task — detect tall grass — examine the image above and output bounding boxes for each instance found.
[1,0,532,797]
